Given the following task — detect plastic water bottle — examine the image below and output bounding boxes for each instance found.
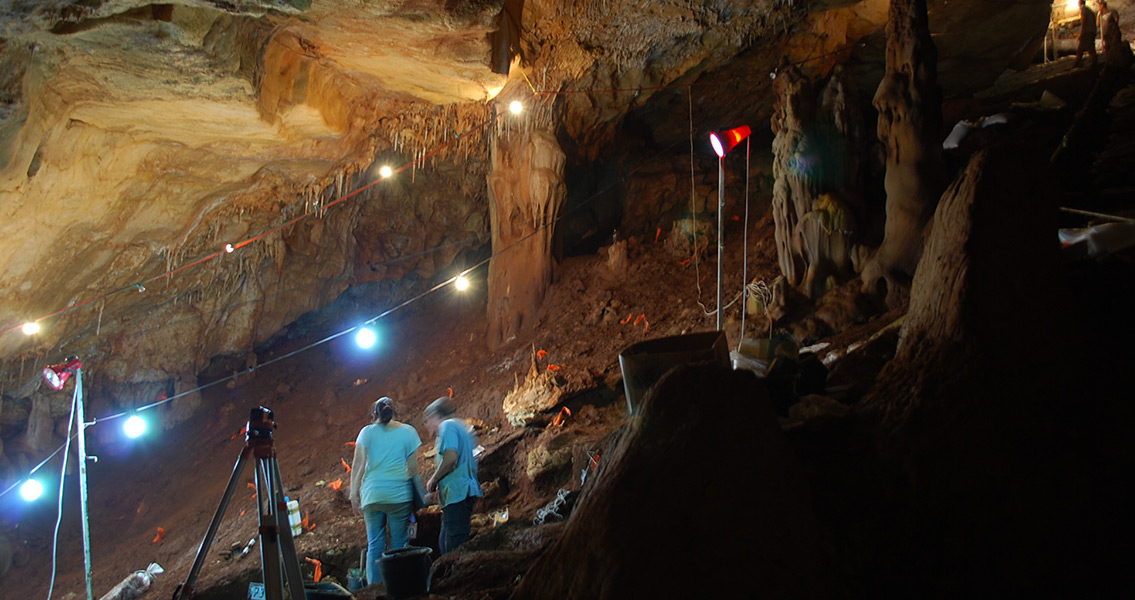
[286,498,302,537]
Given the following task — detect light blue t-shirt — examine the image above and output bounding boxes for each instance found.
[436,419,483,508]
[356,422,421,507]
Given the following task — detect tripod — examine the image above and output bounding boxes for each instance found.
[173,407,307,600]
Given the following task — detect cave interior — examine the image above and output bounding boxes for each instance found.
[0,1,1133,598]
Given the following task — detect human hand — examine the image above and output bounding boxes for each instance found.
[426,477,437,492]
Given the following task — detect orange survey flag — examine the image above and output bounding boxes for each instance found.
[305,557,323,582]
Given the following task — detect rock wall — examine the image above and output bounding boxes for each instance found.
[0,2,501,476]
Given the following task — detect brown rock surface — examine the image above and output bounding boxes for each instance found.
[513,364,828,599]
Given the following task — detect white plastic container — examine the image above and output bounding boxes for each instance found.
[286,499,302,537]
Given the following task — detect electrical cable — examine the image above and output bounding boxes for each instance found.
[2,39,859,337]
[0,131,697,501]
[1,39,865,497]
[687,87,711,320]
[46,383,79,600]
[737,137,752,352]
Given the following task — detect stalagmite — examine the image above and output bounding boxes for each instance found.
[770,63,866,299]
[485,125,566,349]
[860,0,946,301]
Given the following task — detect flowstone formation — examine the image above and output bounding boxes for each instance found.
[771,62,869,299]
[486,107,566,349]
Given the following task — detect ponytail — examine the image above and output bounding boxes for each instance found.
[372,397,395,425]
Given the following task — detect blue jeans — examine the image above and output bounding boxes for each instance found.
[439,496,475,555]
[363,502,412,585]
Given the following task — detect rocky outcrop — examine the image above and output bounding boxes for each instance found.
[863,138,1064,431]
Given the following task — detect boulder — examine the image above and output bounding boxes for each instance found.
[513,364,830,599]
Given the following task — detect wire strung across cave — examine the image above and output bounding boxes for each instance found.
[3,39,857,338]
[0,41,863,499]
[0,133,702,503]
[0,117,494,338]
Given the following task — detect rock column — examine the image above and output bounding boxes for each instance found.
[486,127,566,349]
[860,0,946,299]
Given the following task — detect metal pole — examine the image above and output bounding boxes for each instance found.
[716,157,725,331]
[74,368,94,600]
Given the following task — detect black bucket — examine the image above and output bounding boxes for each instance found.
[618,331,729,414]
[304,581,352,599]
[378,546,432,599]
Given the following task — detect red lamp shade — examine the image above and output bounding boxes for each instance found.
[44,356,82,390]
[709,125,751,158]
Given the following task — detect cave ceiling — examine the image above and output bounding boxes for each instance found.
[0,0,1050,421]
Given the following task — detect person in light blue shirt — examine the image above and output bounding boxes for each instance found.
[349,397,421,586]
[424,396,482,554]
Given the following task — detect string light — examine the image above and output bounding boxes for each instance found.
[0,125,664,502]
[4,42,861,341]
[20,479,44,502]
[22,322,40,335]
[123,415,146,438]
[1,47,852,502]
[454,276,470,291]
[355,327,377,349]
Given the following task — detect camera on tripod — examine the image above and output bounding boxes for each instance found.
[247,406,277,442]
[175,405,307,600]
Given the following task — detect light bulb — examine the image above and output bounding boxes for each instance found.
[124,415,146,438]
[379,165,393,178]
[20,479,43,502]
[22,322,40,335]
[509,100,523,115]
[454,276,470,291]
[356,327,377,349]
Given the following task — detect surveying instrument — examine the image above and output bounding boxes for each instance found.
[173,406,307,600]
